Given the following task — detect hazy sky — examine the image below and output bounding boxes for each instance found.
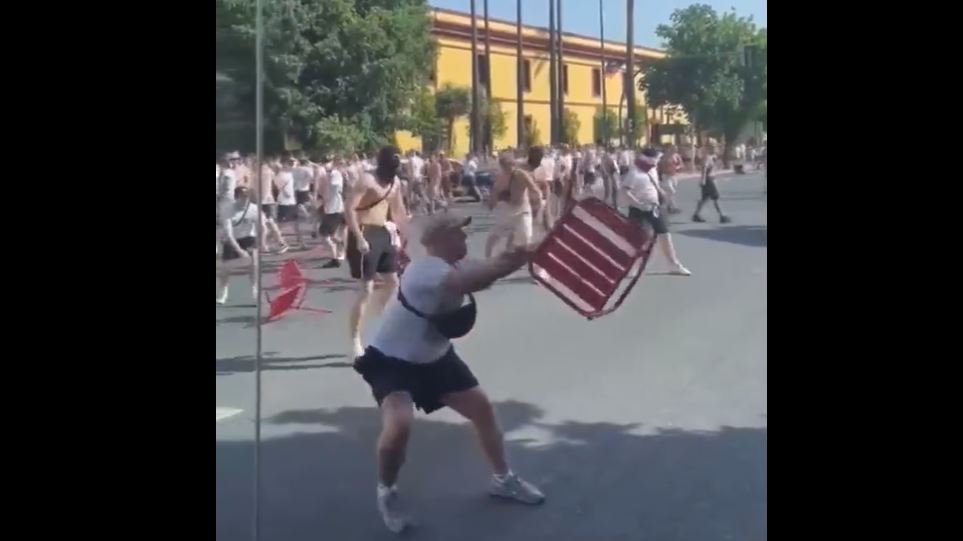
[427,0,767,49]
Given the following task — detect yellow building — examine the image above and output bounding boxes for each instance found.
[396,7,687,156]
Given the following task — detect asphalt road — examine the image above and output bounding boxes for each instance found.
[216,171,767,541]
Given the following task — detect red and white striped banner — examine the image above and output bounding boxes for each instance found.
[530,198,655,319]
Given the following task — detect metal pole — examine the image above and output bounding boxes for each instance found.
[599,0,607,145]
[516,0,524,149]
[548,0,557,145]
[625,0,637,147]
[484,0,492,152]
[470,0,479,155]
[557,0,565,142]
[253,0,263,539]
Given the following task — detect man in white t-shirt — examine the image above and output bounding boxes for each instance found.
[318,156,347,268]
[406,150,426,213]
[217,186,266,304]
[274,156,303,247]
[533,148,555,232]
[620,149,691,276]
[692,145,731,223]
[353,213,545,533]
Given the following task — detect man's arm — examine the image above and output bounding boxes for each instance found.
[518,170,544,210]
[345,174,368,240]
[443,248,533,295]
[389,183,410,240]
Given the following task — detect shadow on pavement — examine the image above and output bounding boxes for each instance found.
[216,353,349,375]
[676,225,767,248]
[217,400,766,541]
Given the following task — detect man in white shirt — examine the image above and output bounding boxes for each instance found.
[318,156,347,268]
[353,213,545,533]
[406,150,426,213]
[274,156,303,247]
[620,149,691,275]
[462,153,482,202]
[533,148,555,232]
[692,144,731,223]
[217,186,266,304]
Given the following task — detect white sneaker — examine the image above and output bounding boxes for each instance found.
[489,472,545,505]
[670,264,692,276]
[351,338,364,359]
[377,485,414,534]
[216,288,229,304]
[251,285,259,299]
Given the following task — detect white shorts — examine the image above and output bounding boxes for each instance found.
[491,203,533,246]
[660,175,677,195]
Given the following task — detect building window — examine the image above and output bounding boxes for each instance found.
[592,68,601,97]
[524,115,533,130]
[476,54,488,86]
[523,59,532,92]
[429,61,436,84]
[563,64,569,95]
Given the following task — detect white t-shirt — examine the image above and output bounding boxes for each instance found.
[465,158,478,175]
[618,150,633,167]
[225,201,259,239]
[218,169,237,202]
[293,166,313,192]
[409,156,424,180]
[620,166,659,209]
[370,256,466,363]
[323,170,345,214]
[274,171,296,205]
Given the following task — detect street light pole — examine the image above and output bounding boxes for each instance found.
[557,0,565,143]
[548,0,557,145]
[625,0,637,148]
[470,0,479,155]
[599,0,607,145]
[516,0,524,149]
[484,0,492,153]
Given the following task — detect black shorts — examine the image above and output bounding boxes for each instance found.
[700,179,720,201]
[354,346,479,414]
[277,204,298,223]
[222,236,257,260]
[295,190,312,206]
[628,206,669,235]
[261,203,277,220]
[346,225,397,280]
[319,212,345,236]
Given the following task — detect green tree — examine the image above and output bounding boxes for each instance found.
[435,84,471,154]
[407,87,445,152]
[470,91,508,152]
[216,0,435,152]
[641,4,766,160]
[560,108,581,145]
[593,107,619,145]
[523,119,542,148]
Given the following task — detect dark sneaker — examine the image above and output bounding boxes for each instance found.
[720,215,732,224]
[321,259,342,269]
[692,214,706,223]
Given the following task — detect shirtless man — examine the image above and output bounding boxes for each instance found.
[255,155,289,253]
[485,151,542,259]
[346,146,410,358]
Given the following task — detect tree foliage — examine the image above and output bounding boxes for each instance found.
[524,119,542,148]
[641,4,766,148]
[560,108,581,145]
[434,84,471,154]
[215,0,435,153]
[593,107,619,145]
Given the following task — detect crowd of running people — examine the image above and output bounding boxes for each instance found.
[215,140,766,305]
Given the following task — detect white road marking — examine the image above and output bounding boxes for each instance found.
[216,407,243,421]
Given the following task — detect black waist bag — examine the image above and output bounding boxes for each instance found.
[397,288,477,339]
